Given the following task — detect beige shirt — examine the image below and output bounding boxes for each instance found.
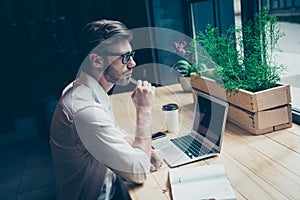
[50,72,150,200]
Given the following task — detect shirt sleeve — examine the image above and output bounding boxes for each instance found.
[74,103,151,184]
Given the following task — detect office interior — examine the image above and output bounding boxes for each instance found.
[0,0,299,199]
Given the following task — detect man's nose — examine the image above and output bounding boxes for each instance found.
[127,57,136,69]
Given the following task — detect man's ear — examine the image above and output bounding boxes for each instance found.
[89,53,104,69]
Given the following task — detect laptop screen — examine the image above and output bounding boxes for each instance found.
[192,92,228,147]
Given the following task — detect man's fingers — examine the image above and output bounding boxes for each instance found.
[136,80,142,87]
[150,164,156,172]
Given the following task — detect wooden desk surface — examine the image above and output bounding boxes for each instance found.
[110,84,300,200]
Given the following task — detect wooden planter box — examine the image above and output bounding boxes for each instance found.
[190,74,292,135]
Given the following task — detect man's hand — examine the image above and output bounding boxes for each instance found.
[131,80,155,111]
[150,149,163,172]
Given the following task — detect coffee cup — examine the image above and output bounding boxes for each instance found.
[162,103,179,132]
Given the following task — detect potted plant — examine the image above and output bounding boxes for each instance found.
[185,7,292,134]
[171,41,197,92]
[171,60,194,92]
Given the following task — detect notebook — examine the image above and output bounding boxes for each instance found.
[169,164,236,200]
[152,91,229,167]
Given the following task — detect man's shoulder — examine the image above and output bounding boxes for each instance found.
[60,82,96,111]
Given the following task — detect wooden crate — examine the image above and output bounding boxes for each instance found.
[191,74,292,135]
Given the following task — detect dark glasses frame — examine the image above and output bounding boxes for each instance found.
[105,51,136,64]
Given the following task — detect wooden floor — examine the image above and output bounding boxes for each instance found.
[111,84,300,200]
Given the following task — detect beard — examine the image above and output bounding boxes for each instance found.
[103,64,131,86]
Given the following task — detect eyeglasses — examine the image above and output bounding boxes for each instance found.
[105,51,136,64]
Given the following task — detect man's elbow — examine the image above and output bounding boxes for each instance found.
[116,170,149,184]
[130,172,149,184]
[113,153,151,184]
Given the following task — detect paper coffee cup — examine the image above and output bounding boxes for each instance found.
[162,103,179,132]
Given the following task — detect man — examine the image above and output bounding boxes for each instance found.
[50,19,162,200]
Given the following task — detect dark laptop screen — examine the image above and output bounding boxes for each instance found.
[193,93,227,147]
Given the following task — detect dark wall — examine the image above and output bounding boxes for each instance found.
[0,0,150,134]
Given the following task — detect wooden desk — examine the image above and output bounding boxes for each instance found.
[110,84,300,200]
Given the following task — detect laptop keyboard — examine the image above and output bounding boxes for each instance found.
[170,135,212,159]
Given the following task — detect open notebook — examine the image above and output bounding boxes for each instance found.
[169,164,236,200]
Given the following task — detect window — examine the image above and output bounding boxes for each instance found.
[261,0,300,124]
[146,0,188,85]
[188,0,235,38]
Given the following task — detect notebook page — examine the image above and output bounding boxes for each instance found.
[169,164,226,185]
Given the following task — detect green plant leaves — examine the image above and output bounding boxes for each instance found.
[194,7,286,93]
[171,60,194,76]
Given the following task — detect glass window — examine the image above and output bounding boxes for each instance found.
[191,1,215,37]
[260,0,300,124]
[149,0,188,85]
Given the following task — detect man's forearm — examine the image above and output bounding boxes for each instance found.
[132,108,152,157]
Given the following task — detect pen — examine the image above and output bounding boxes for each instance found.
[129,77,138,85]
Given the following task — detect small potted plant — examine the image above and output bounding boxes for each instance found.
[172,41,198,92]
[181,7,292,134]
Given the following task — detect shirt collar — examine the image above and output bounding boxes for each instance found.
[75,71,111,109]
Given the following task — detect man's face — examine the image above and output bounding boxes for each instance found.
[103,40,136,86]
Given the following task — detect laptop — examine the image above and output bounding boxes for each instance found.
[152,90,229,167]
